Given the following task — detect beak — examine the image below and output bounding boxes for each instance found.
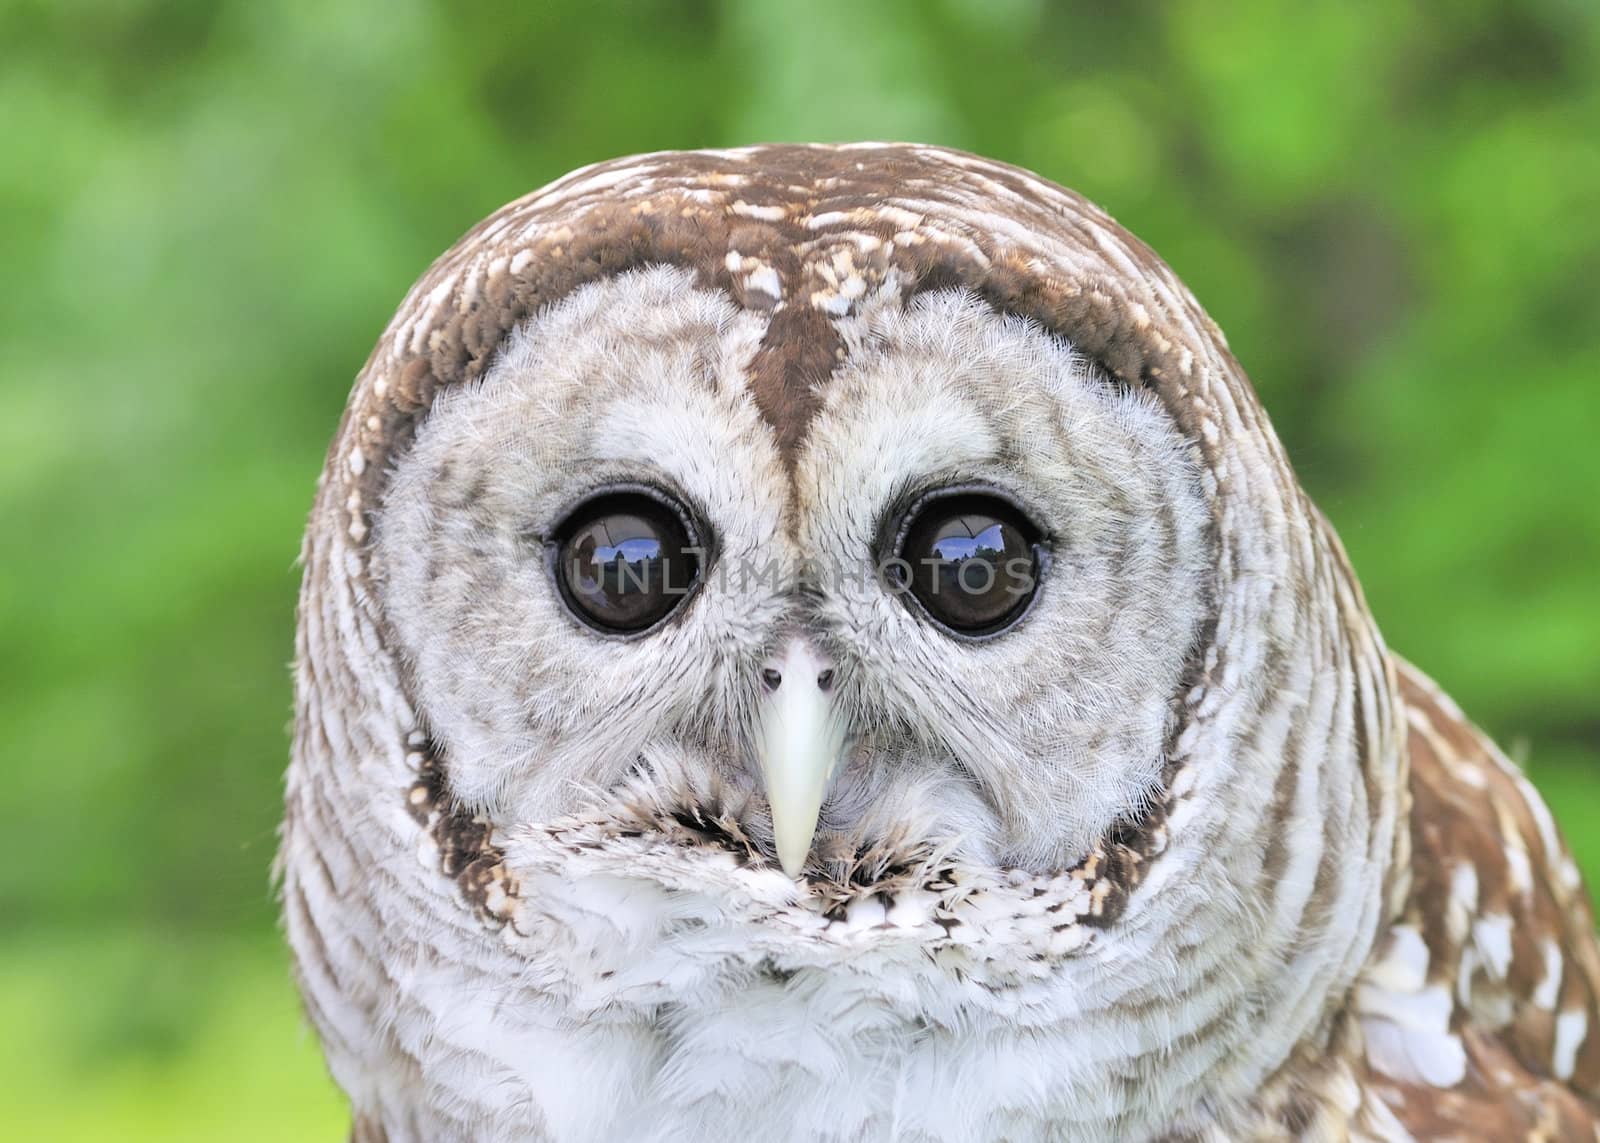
[756,637,847,877]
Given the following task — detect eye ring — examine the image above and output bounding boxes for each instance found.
[544,483,707,637]
[881,483,1049,640]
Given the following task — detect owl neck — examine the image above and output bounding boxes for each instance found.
[1103,504,1408,1133]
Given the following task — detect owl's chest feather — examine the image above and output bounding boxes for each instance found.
[396,925,1153,1143]
[359,832,1222,1143]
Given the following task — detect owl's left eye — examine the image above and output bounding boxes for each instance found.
[885,487,1045,637]
[549,488,702,635]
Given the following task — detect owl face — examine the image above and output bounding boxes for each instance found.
[376,265,1211,881]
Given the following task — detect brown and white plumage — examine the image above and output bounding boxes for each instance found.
[280,144,1600,1141]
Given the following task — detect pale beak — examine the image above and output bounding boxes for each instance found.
[756,637,847,877]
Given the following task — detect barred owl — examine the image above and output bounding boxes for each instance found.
[280,144,1600,1141]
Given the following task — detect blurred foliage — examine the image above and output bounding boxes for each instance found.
[2,0,1597,1132]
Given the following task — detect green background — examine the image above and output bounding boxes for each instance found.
[4,0,1597,1136]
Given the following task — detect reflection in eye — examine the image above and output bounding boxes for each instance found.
[894,495,1042,635]
[930,522,1008,582]
[554,495,701,633]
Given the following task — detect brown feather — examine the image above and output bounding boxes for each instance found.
[1376,658,1600,1135]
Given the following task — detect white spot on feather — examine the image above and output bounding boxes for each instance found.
[731,200,787,221]
[1366,925,1430,993]
[1472,914,1513,980]
[1533,939,1563,1011]
[1359,931,1467,1089]
[1554,1008,1588,1080]
[1362,1012,1468,1089]
[1446,863,1478,943]
[1504,844,1533,897]
[1561,858,1583,892]
[746,264,781,300]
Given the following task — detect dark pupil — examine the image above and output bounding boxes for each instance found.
[557,498,698,632]
[902,501,1038,633]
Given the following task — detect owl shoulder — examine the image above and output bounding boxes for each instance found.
[1352,656,1600,1138]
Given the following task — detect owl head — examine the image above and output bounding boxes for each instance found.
[283,145,1408,1138]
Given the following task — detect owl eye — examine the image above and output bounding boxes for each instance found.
[550,489,702,634]
[889,490,1044,637]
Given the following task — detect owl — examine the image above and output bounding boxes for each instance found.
[280,144,1600,1141]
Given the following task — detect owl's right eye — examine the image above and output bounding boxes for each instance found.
[549,489,702,635]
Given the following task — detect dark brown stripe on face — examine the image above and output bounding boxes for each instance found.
[718,215,847,472]
[746,303,842,474]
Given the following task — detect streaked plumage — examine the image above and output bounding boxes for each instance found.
[280,144,1600,1141]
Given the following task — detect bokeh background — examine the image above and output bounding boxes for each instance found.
[5,0,1598,1136]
